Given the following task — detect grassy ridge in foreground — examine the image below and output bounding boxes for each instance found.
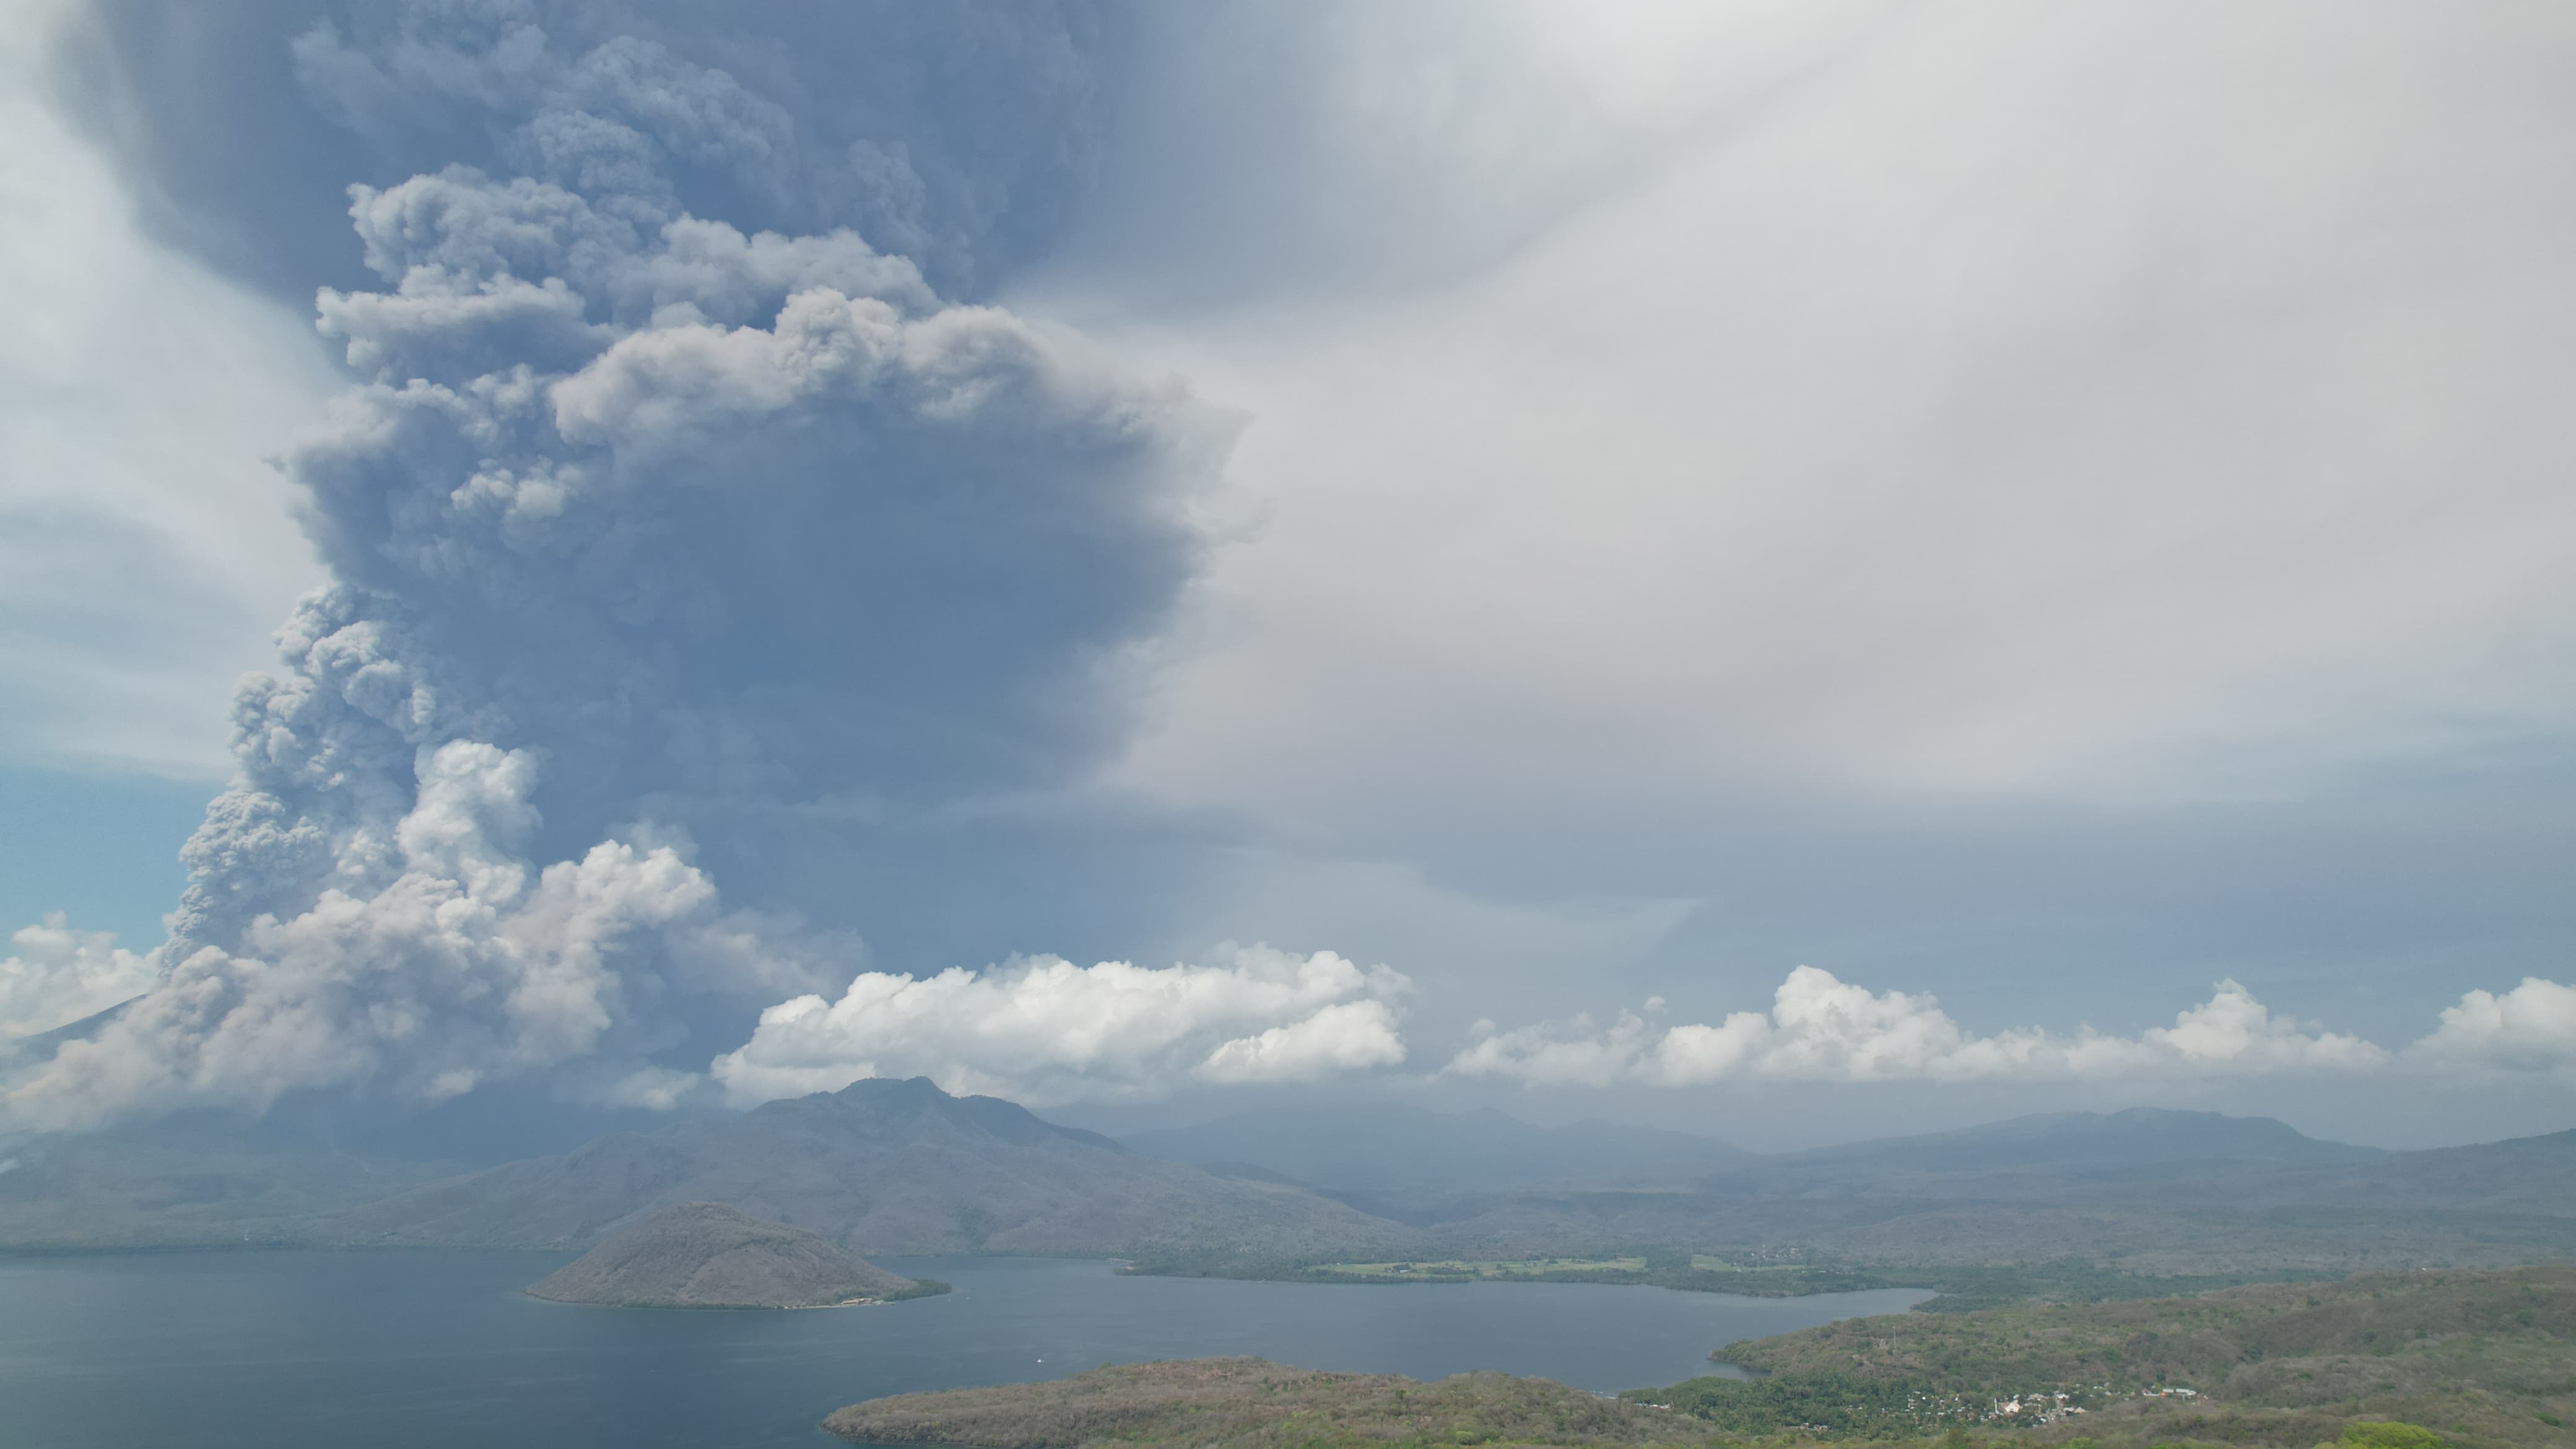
[823,1359,2495,1449]
[824,1356,1694,1448]
[825,1268,2576,1449]
[1632,1265,2576,1448]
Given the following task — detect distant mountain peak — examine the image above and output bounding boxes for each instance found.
[320,1076,1406,1257]
[1783,1105,2380,1170]
[742,1075,1125,1151]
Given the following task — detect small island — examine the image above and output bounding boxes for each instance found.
[526,1201,946,1309]
[823,1357,1694,1448]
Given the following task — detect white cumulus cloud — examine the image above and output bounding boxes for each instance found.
[1448,965,2391,1087]
[1196,998,1407,1086]
[709,944,1409,1106]
[2407,978,2576,1078]
[0,915,155,1042]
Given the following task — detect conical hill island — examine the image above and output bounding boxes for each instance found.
[526,1201,942,1309]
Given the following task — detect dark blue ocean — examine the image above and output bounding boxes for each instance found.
[0,1251,1926,1448]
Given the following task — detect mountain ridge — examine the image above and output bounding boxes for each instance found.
[1121,1102,1747,1198]
[1766,1107,2384,1172]
[317,1076,1427,1258]
[7,1083,2573,1279]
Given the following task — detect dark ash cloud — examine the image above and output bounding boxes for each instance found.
[5,1,1232,1130]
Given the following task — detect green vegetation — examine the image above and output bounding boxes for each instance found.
[829,1268,2576,1449]
[2341,1426,2451,1449]
[1626,1266,2576,1449]
[1897,1264,2323,1315]
[1126,1249,2305,1310]
[824,1356,1697,1449]
[1628,1372,1939,1438]
[821,1328,2561,1449]
[1306,1257,1652,1282]
[1121,1247,1892,1296]
[524,1201,929,1309]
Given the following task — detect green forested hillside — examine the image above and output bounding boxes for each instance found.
[1633,1266,2576,1448]
[818,1270,2576,1449]
[825,1357,1695,1449]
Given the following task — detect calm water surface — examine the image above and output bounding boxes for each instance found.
[0,1251,1926,1449]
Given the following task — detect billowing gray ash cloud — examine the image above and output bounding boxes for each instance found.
[6,1,1232,1129]
[64,0,1109,303]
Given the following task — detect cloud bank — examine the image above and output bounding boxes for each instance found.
[1105,2,2576,824]
[710,944,1409,1107]
[1,6,332,778]
[1448,966,2576,1089]
[695,956,2569,1108]
[2412,979,2576,1079]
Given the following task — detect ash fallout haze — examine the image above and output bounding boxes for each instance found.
[5,0,2576,1165]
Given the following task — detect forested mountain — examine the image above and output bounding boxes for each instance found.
[1398,1110,2576,1274]
[321,1077,1427,1258]
[820,1268,2576,1449]
[1643,1264,2576,1447]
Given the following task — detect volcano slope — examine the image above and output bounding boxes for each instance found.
[1635,1264,2576,1448]
[325,1076,1426,1260]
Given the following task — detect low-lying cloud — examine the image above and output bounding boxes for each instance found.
[709,944,1410,1107]
[2410,978,2576,1078]
[1448,965,2576,1088]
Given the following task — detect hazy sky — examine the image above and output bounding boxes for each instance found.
[2,1,2572,1151]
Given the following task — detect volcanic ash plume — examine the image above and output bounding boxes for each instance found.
[5,17,1224,1128]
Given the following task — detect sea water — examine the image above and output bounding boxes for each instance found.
[0,1251,1927,1448]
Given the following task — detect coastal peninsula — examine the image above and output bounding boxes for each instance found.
[526,1201,941,1308]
